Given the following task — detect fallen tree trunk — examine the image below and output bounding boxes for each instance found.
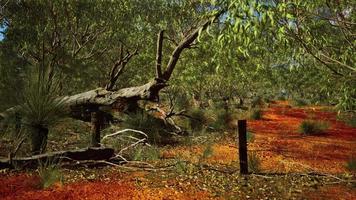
[0,11,225,147]
[0,147,115,169]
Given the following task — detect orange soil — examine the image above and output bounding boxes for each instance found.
[0,172,216,200]
[163,101,356,173]
[1,101,355,199]
[248,101,356,174]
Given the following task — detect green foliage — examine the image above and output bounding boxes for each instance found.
[299,120,329,135]
[201,143,214,160]
[246,131,255,143]
[131,145,160,161]
[20,72,66,129]
[250,109,263,120]
[37,158,62,189]
[18,70,66,154]
[210,109,233,130]
[292,98,309,107]
[174,160,196,175]
[346,156,356,173]
[121,112,167,144]
[188,108,207,132]
[248,151,261,173]
[337,113,356,128]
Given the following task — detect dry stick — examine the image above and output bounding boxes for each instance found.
[102,128,150,160]
[102,128,148,140]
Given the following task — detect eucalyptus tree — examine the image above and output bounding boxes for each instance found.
[214,0,355,111]
[0,0,223,150]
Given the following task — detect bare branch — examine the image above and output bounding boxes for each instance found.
[105,48,138,91]
[162,11,224,81]
[155,30,164,78]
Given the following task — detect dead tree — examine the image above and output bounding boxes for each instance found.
[0,11,224,146]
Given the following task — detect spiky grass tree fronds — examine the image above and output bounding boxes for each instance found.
[20,70,66,155]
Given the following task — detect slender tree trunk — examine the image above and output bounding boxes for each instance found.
[91,111,102,147]
[31,126,48,155]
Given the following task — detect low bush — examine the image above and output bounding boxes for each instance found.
[37,158,62,189]
[188,108,207,132]
[211,110,234,130]
[250,109,262,120]
[248,151,261,173]
[337,113,356,128]
[121,112,167,144]
[299,120,329,135]
[130,145,160,161]
[246,131,255,143]
[292,98,309,107]
[346,156,356,173]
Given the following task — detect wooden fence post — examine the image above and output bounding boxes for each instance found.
[238,120,248,174]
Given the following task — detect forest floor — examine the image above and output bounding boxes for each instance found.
[0,101,355,199]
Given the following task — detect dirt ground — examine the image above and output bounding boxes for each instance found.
[0,101,355,199]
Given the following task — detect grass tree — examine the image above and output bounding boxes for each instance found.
[20,71,66,155]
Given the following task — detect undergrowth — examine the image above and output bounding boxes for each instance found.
[346,156,356,173]
[248,151,261,173]
[299,120,329,135]
[250,109,263,120]
[37,158,62,189]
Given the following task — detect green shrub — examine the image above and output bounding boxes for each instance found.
[248,151,261,173]
[188,108,207,132]
[292,98,309,107]
[121,112,166,144]
[246,131,255,143]
[337,113,356,128]
[37,159,62,189]
[299,120,329,135]
[201,143,214,160]
[130,145,160,161]
[211,110,233,130]
[251,96,264,108]
[250,109,262,120]
[20,71,66,154]
[346,156,356,173]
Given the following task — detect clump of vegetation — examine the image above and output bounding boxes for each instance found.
[130,145,160,161]
[20,72,66,155]
[247,131,255,143]
[292,97,309,107]
[346,156,356,173]
[121,112,167,144]
[337,113,356,128]
[251,96,264,108]
[37,159,62,189]
[248,151,261,173]
[188,108,207,132]
[200,143,214,162]
[211,109,234,130]
[250,109,263,120]
[299,120,329,135]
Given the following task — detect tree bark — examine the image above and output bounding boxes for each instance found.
[91,111,102,147]
[0,147,115,169]
[31,126,49,155]
[0,11,225,129]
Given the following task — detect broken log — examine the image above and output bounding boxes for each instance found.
[0,147,115,169]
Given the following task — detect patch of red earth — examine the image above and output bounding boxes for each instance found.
[0,173,216,200]
[248,101,356,174]
[304,185,356,200]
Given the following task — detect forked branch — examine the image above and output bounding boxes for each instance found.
[161,11,224,81]
[106,46,138,91]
